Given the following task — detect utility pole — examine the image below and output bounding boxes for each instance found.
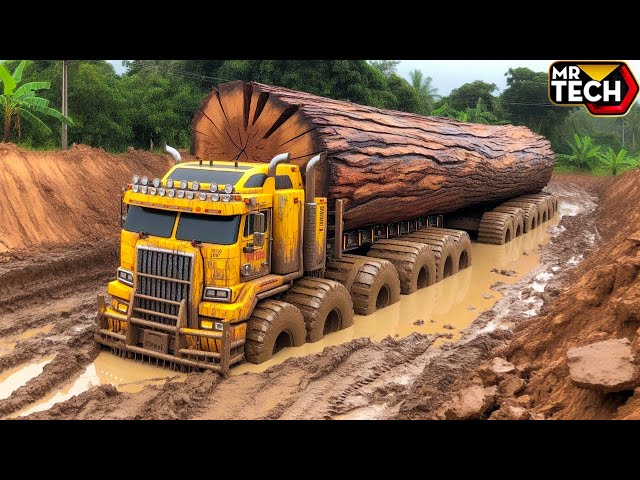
[61,60,68,149]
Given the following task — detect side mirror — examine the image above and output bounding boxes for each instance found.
[254,213,266,234]
[253,231,265,247]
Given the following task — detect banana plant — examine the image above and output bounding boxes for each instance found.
[599,148,637,175]
[0,61,73,143]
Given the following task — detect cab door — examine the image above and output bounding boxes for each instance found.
[240,210,271,281]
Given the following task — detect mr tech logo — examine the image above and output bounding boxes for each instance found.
[548,61,639,116]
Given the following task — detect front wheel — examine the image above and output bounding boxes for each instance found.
[245,300,307,364]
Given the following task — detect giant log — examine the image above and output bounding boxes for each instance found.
[191,81,555,230]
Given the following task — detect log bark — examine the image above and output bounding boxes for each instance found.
[192,81,555,230]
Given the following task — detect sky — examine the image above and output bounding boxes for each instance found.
[108,60,640,97]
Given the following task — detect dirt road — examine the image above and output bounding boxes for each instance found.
[0,155,615,419]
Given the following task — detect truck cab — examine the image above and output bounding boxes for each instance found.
[97,153,330,373]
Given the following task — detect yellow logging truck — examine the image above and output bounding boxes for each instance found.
[96,81,556,374]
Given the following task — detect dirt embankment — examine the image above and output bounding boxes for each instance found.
[497,170,640,419]
[0,143,174,253]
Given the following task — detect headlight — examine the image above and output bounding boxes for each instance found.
[158,188,166,197]
[210,183,218,192]
[221,194,231,202]
[186,191,194,200]
[192,181,200,191]
[166,179,174,188]
[148,187,157,195]
[180,180,188,189]
[152,178,161,188]
[117,267,134,287]
[132,175,140,185]
[177,190,185,199]
[224,184,234,194]
[141,176,149,186]
[210,193,220,202]
[203,287,231,302]
[132,185,140,193]
[141,185,148,194]
[198,192,207,201]
[167,189,176,198]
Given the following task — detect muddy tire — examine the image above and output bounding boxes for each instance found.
[424,227,473,271]
[517,195,551,224]
[493,206,525,238]
[501,200,538,233]
[367,239,437,294]
[477,211,514,245]
[402,230,459,281]
[245,300,307,364]
[281,278,354,342]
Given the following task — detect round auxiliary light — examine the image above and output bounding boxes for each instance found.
[149,187,157,195]
[221,194,231,202]
[152,178,161,188]
[192,181,200,191]
[132,175,140,185]
[166,179,174,189]
[141,186,148,194]
[141,176,149,186]
[224,184,233,194]
[132,185,140,193]
[186,191,195,200]
[167,189,175,198]
[177,190,185,199]
[210,193,220,202]
[158,188,166,197]
[180,180,188,189]
[198,192,207,201]
[210,183,218,193]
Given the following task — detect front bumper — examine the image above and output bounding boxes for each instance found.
[95,295,244,375]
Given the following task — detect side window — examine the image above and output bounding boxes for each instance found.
[275,175,293,190]
[244,214,255,238]
[244,173,267,188]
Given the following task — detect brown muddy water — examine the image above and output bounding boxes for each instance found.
[0,210,563,413]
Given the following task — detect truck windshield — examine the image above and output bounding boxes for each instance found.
[123,206,176,238]
[176,213,240,245]
[171,168,245,186]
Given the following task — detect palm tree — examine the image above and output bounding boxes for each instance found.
[408,69,440,113]
[599,148,637,175]
[557,134,601,171]
[0,61,73,143]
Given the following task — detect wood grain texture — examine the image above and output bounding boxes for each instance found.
[192,81,555,230]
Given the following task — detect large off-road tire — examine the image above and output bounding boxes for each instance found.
[281,278,354,342]
[325,255,401,316]
[501,199,538,233]
[477,211,514,245]
[245,300,307,364]
[517,195,551,224]
[366,239,437,294]
[402,230,459,281]
[426,227,473,272]
[493,206,525,238]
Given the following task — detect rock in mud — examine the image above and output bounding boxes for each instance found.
[498,374,526,398]
[566,338,639,393]
[491,269,517,277]
[488,400,531,420]
[479,357,517,385]
[443,385,498,420]
[413,319,425,326]
[443,324,455,330]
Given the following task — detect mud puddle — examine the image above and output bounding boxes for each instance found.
[0,357,54,401]
[235,214,561,375]
[7,353,185,418]
[0,324,54,357]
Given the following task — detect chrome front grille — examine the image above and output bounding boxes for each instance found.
[135,247,193,327]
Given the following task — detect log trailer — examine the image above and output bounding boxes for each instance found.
[96,81,557,374]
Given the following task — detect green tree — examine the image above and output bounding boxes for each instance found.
[557,134,601,171]
[499,67,571,150]
[408,69,439,112]
[0,61,73,143]
[461,99,501,124]
[368,60,400,78]
[447,80,497,112]
[599,148,637,175]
